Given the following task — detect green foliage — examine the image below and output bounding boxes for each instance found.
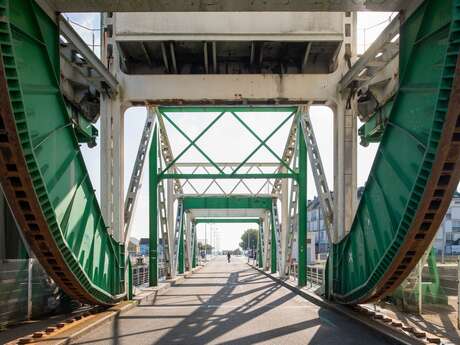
[198,242,214,254]
[239,229,258,250]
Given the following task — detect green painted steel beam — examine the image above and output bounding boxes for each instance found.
[298,117,307,287]
[183,196,273,210]
[192,222,197,268]
[270,211,277,274]
[160,173,295,180]
[0,0,122,304]
[149,125,158,286]
[230,111,296,174]
[178,218,185,274]
[328,0,460,303]
[232,111,296,174]
[160,111,225,174]
[358,99,394,147]
[159,106,298,113]
[127,260,133,300]
[195,218,261,224]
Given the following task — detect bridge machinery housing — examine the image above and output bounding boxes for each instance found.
[0,0,459,307]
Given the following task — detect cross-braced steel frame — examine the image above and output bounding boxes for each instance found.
[148,106,309,287]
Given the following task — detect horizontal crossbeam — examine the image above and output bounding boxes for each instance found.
[159,173,295,180]
[183,196,273,210]
[160,106,297,113]
[194,218,260,224]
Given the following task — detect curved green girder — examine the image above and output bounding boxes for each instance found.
[329,0,460,303]
[0,0,123,304]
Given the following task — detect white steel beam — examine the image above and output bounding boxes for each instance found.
[263,213,271,271]
[124,108,156,245]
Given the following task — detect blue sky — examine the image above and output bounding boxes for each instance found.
[72,12,394,249]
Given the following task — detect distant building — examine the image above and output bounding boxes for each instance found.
[128,239,139,257]
[138,238,165,260]
[307,188,364,255]
[308,189,460,257]
[434,191,460,255]
[139,238,149,256]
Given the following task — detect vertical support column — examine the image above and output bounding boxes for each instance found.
[298,122,308,288]
[333,99,357,242]
[280,175,289,278]
[258,220,263,268]
[263,213,270,271]
[344,103,357,236]
[270,212,277,274]
[167,179,175,276]
[100,96,124,242]
[113,106,125,243]
[185,212,192,272]
[100,95,113,233]
[178,213,185,274]
[192,221,197,268]
[149,125,158,286]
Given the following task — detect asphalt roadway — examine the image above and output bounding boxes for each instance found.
[74,256,397,345]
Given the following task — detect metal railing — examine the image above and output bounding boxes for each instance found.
[288,262,325,287]
[131,261,167,287]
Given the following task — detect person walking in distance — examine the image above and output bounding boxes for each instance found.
[227,252,231,263]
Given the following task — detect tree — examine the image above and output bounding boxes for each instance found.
[197,242,213,254]
[239,229,258,251]
[232,248,242,255]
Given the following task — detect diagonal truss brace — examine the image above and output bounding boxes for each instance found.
[300,106,334,243]
[124,107,155,246]
[232,111,296,175]
[159,110,225,174]
[272,111,298,194]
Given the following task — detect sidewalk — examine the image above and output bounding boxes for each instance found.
[0,265,205,345]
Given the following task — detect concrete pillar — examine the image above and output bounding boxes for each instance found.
[113,106,125,243]
[100,96,113,232]
[100,96,124,243]
[333,98,357,242]
[101,12,125,242]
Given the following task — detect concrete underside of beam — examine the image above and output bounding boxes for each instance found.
[46,0,414,12]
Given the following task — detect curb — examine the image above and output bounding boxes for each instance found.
[248,263,425,345]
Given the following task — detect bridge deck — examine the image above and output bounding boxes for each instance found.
[75,257,395,345]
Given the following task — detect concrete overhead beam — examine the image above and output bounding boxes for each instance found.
[114,12,343,42]
[121,74,340,106]
[43,0,414,12]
